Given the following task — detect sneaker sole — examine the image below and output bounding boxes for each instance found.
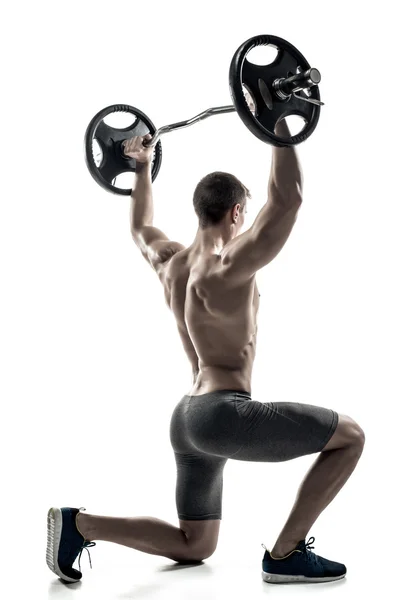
[46,507,78,583]
[262,570,346,584]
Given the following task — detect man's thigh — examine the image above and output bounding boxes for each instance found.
[233,400,339,461]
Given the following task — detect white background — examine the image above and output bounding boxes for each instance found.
[1,0,399,598]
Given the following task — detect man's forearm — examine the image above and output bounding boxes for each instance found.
[268,120,303,198]
[130,162,153,232]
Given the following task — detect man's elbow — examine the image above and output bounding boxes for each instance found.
[130,226,146,250]
[291,187,303,207]
[269,183,303,210]
[130,222,146,238]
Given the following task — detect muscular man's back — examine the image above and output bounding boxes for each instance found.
[129,120,303,396]
[163,247,260,395]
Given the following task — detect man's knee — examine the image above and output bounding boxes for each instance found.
[323,413,365,452]
[171,545,216,563]
[178,519,220,562]
[346,416,366,450]
[185,540,218,562]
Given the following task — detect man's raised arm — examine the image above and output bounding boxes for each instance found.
[125,135,184,273]
[221,119,303,280]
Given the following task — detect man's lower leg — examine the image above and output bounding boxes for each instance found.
[76,513,190,562]
[271,443,364,558]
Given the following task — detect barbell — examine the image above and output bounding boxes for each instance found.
[84,35,324,196]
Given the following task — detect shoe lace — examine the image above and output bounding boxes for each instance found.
[75,507,96,572]
[304,536,318,565]
[78,541,96,572]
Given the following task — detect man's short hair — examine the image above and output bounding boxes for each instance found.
[193,172,251,229]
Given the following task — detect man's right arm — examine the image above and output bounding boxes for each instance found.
[221,120,303,281]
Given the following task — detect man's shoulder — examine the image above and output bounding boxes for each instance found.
[158,247,189,281]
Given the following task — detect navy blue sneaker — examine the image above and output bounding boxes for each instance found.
[261,537,347,584]
[46,507,96,583]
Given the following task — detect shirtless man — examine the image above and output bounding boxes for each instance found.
[47,120,365,585]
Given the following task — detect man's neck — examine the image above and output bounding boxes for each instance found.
[192,227,231,254]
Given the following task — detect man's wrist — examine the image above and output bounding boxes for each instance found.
[135,161,152,175]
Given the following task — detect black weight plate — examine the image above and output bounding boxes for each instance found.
[84,104,162,195]
[230,35,321,147]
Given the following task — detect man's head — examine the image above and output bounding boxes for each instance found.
[193,172,251,237]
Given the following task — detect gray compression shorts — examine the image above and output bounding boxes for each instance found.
[169,390,338,521]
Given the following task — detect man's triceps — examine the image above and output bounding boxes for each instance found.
[132,226,184,269]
